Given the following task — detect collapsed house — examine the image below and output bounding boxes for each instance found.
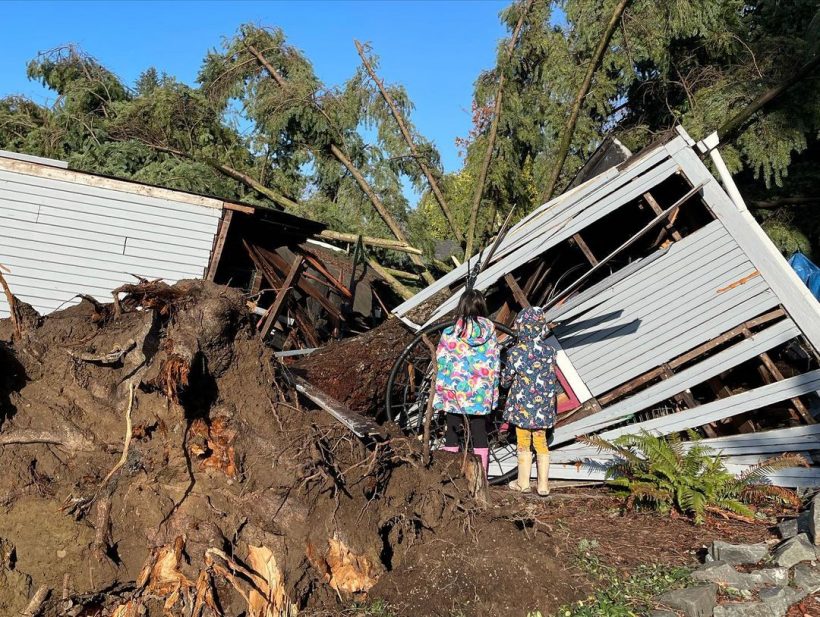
[0,150,393,348]
[390,127,820,488]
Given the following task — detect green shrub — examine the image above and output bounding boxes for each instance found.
[581,431,806,524]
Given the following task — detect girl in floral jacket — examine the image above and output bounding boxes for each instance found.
[432,289,499,474]
[501,306,557,496]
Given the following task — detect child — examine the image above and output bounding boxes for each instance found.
[432,289,500,474]
[501,306,557,496]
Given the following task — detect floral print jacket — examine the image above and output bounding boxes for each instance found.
[501,307,558,429]
[432,317,500,416]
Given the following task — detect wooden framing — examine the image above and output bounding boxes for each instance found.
[571,233,598,265]
[258,247,343,324]
[597,308,787,406]
[644,191,682,244]
[504,273,531,308]
[244,241,320,347]
[206,210,233,281]
[258,255,304,339]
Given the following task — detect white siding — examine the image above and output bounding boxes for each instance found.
[0,158,222,317]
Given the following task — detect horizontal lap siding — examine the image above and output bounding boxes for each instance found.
[554,220,780,395]
[0,168,220,317]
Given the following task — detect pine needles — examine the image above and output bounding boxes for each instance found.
[580,430,808,524]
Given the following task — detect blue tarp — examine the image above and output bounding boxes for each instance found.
[788,252,820,300]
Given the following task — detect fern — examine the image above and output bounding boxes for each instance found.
[582,431,807,525]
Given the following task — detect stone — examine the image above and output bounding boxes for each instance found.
[771,533,817,568]
[657,584,717,617]
[758,586,806,616]
[811,492,820,545]
[776,518,798,540]
[691,562,787,590]
[713,602,784,617]
[650,612,678,617]
[709,541,769,565]
[793,562,820,593]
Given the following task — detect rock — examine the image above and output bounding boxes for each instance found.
[692,562,788,590]
[811,492,820,545]
[709,541,769,565]
[650,612,678,617]
[776,518,798,540]
[793,562,820,593]
[771,533,816,568]
[758,586,806,616]
[714,602,784,617]
[657,584,717,617]
[776,511,810,540]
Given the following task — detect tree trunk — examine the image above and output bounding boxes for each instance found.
[465,0,534,258]
[131,140,300,209]
[718,53,820,142]
[317,230,422,255]
[329,145,435,285]
[355,40,464,246]
[246,41,436,285]
[540,0,632,203]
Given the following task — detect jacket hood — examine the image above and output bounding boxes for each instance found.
[513,307,551,345]
[450,316,494,346]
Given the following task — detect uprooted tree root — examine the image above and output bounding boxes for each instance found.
[0,279,581,617]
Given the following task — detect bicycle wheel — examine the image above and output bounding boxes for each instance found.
[385,320,518,485]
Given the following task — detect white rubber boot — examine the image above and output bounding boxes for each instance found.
[508,451,532,493]
[536,453,550,496]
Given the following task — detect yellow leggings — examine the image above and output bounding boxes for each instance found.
[516,427,549,455]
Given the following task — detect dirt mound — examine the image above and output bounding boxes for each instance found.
[294,318,414,417]
[0,279,580,617]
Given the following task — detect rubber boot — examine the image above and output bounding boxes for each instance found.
[536,453,550,496]
[441,445,459,453]
[473,448,489,475]
[508,451,532,493]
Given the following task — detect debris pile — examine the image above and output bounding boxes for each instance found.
[0,279,578,616]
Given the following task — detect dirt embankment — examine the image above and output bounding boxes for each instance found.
[0,280,585,617]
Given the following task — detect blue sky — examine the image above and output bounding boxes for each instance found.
[0,0,510,174]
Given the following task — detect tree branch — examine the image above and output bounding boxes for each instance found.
[465,0,534,257]
[540,0,633,203]
[355,40,464,245]
[719,54,820,142]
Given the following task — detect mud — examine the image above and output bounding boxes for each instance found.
[0,280,582,617]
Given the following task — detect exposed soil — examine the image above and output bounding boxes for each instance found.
[0,278,805,617]
[294,318,414,417]
[0,279,585,617]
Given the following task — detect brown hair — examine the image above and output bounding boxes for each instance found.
[456,289,489,334]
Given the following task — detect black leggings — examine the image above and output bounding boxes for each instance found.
[444,413,489,449]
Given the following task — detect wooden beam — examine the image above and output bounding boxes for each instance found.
[571,233,598,265]
[259,247,343,323]
[660,364,718,437]
[299,250,353,299]
[644,191,682,243]
[316,230,423,255]
[504,274,531,309]
[206,210,233,281]
[597,308,787,405]
[598,366,665,406]
[258,255,303,339]
[244,241,320,347]
[668,309,785,369]
[740,326,814,424]
[222,201,256,214]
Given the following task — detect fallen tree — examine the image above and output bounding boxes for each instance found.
[0,280,579,617]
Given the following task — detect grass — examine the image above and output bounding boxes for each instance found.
[551,539,692,617]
